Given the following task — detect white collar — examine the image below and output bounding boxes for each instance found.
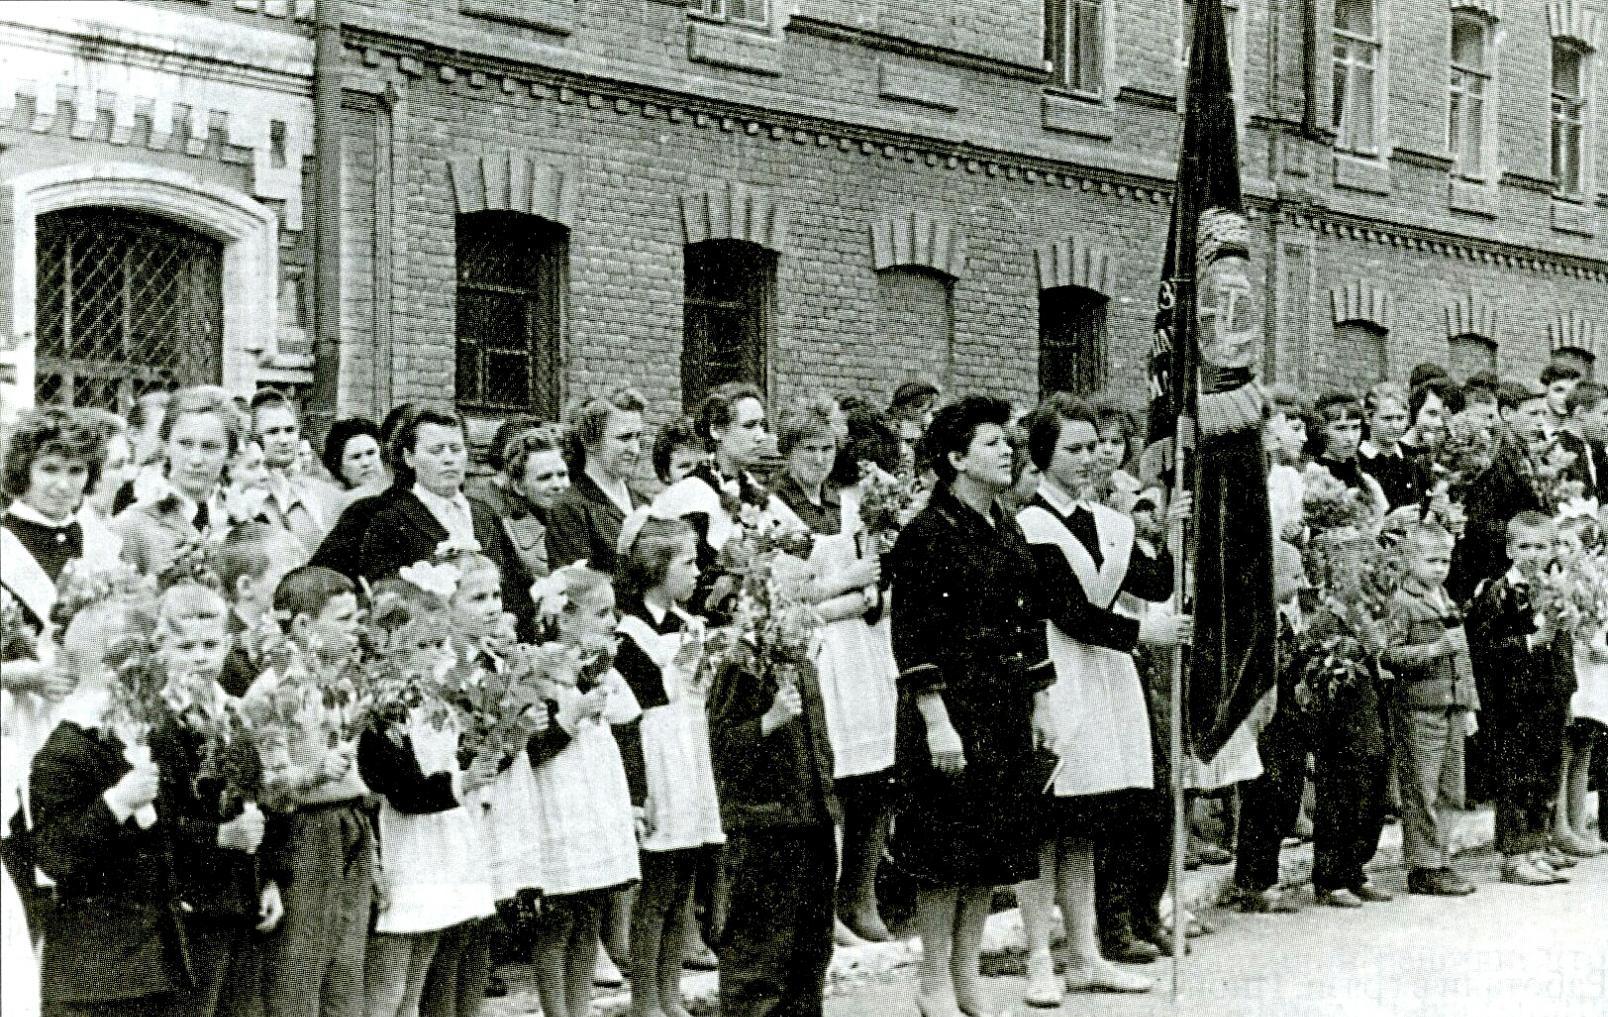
[643,599,669,626]
[1504,566,1529,589]
[6,501,76,529]
[55,684,113,731]
[412,482,469,515]
[1036,477,1089,516]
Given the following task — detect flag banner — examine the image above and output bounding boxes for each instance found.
[1146,0,1276,763]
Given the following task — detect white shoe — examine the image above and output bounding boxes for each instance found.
[592,949,624,987]
[1065,958,1152,994]
[1024,951,1062,1009]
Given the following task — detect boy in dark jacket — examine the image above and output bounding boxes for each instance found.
[1467,511,1578,886]
[708,653,839,1017]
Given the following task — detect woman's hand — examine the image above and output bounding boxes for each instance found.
[1165,492,1194,527]
[925,720,966,775]
[462,754,501,797]
[256,881,285,933]
[1139,612,1192,648]
[838,554,882,593]
[1031,698,1060,757]
[1,659,75,700]
[217,803,266,854]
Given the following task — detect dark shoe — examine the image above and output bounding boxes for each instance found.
[841,906,893,944]
[1234,886,1300,914]
[1407,868,1476,897]
[1316,888,1364,909]
[1194,844,1233,866]
[484,973,508,999]
[1350,882,1395,903]
[682,940,719,971]
[1101,932,1161,965]
[1133,922,1188,956]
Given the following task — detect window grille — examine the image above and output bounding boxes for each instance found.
[1046,0,1106,96]
[1551,43,1585,196]
[1332,0,1380,155]
[34,207,222,413]
[683,240,774,409]
[1449,14,1490,179]
[455,211,565,418]
[693,0,769,28]
[1039,285,1109,398]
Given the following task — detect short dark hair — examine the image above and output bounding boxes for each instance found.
[1092,398,1138,445]
[1022,392,1099,472]
[1507,510,1555,539]
[388,408,465,487]
[249,388,296,419]
[1408,362,1450,389]
[1464,369,1500,393]
[273,565,357,623]
[889,380,940,420]
[694,382,765,448]
[1541,363,1583,387]
[486,416,543,473]
[214,521,276,595]
[1,407,106,501]
[1462,384,1498,407]
[651,416,704,485]
[321,416,382,488]
[616,515,697,600]
[919,395,1011,486]
[504,424,567,483]
[835,406,902,484]
[1409,378,1465,422]
[1566,380,1607,415]
[1496,379,1546,412]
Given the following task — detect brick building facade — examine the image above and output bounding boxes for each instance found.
[3,0,1606,433]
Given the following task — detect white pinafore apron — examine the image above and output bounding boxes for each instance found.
[616,612,725,852]
[1017,500,1155,797]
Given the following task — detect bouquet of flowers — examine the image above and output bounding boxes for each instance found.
[439,639,555,770]
[1290,621,1376,715]
[1531,554,1608,638]
[162,667,266,816]
[1301,465,1378,536]
[705,514,825,688]
[1524,440,1586,515]
[0,587,37,662]
[857,463,927,553]
[101,631,171,828]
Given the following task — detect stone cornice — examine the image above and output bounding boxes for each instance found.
[786,16,1047,83]
[337,27,1607,283]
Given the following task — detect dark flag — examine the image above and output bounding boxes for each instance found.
[1145,0,1276,763]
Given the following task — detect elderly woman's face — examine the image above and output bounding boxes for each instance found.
[517,448,571,511]
[23,451,91,521]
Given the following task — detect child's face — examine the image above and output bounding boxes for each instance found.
[301,592,363,661]
[559,585,618,653]
[1266,412,1307,463]
[230,441,272,493]
[159,617,229,682]
[666,445,706,485]
[60,606,132,685]
[399,625,449,682]
[1508,525,1555,581]
[1095,424,1127,477]
[450,566,504,638]
[1369,400,1409,447]
[1321,413,1363,461]
[659,535,701,605]
[1405,538,1452,588]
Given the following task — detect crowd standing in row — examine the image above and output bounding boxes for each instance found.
[0,360,1604,1017]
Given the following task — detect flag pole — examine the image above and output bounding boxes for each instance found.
[1168,415,1192,1007]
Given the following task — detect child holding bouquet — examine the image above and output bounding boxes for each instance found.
[1467,512,1579,885]
[358,570,498,1017]
[1554,510,1608,855]
[613,512,723,1017]
[149,581,278,1017]
[30,586,185,1017]
[527,564,642,1017]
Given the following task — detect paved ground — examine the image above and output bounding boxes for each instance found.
[824,850,1608,1017]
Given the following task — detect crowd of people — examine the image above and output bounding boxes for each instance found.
[0,360,1603,1017]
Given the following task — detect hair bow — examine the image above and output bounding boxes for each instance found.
[531,561,587,621]
[399,559,462,600]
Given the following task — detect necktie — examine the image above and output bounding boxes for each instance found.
[1068,504,1103,568]
[193,500,210,532]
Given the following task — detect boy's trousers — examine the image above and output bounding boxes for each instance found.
[716,824,835,1017]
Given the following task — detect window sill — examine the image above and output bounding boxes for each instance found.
[1333,153,1391,195]
[459,0,573,36]
[1448,177,1497,218]
[1550,196,1597,237]
[1042,90,1113,141]
[688,19,782,77]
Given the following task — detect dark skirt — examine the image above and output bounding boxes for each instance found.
[890,687,1045,890]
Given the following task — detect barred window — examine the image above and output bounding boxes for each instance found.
[692,0,769,28]
[34,207,222,412]
[1448,13,1491,180]
[1333,320,1388,384]
[1551,42,1586,196]
[1448,333,1496,381]
[1332,0,1381,155]
[1039,285,1109,398]
[455,211,566,418]
[1046,0,1106,97]
[683,240,774,409]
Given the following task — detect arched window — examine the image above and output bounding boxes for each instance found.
[455,211,566,419]
[683,239,774,408]
[34,207,222,412]
[1448,332,1497,380]
[1333,320,1388,384]
[1039,285,1109,397]
[877,266,954,394]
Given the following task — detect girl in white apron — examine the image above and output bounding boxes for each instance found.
[613,511,724,1017]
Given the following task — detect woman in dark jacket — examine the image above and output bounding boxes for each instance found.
[355,409,535,640]
[470,425,569,581]
[309,404,416,580]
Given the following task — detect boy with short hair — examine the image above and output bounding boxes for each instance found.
[257,565,376,1017]
[1382,523,1479,897]
[1466,512,1578,886]
[213,521,299,696]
